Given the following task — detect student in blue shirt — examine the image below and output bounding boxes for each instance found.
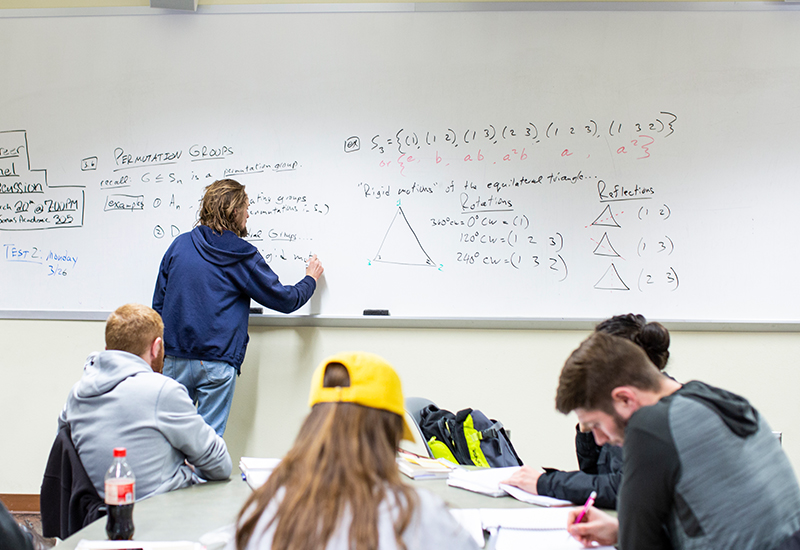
[153,179,323,435]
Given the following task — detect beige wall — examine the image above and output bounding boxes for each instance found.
[3,318,799,494]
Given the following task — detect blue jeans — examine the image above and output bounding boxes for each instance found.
[163,356,237,436]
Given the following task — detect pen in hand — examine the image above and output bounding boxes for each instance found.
[573,490,597,525]
[567,490,597,542]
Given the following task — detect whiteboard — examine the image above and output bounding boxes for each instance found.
[1,8,799,322]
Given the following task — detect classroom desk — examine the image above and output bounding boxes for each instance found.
[57,475,541,548]
[57,479,249,548]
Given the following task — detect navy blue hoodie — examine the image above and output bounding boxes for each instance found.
[153,225,316,370]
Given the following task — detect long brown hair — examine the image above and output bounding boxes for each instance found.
[235,364,418,550]
[197,178,248,238]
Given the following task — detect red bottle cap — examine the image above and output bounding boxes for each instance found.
[113,447,127,457]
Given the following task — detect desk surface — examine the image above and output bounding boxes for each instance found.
[58,479,250,548]
[58,475,538,547]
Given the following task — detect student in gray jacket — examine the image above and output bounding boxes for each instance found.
[59,303,232,502]
[505,313,668,509]
[559,332,800,550]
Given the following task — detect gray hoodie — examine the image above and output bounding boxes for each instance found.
[59,350,232,501]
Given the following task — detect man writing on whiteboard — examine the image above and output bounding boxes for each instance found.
[153,178,324,435]
[557,332,800,550]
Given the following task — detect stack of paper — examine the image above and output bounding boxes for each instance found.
[238,457,281,490]
[499,483,573,507]
[396,450,458,480]
[447,467,572,506]
[447,466,510,497]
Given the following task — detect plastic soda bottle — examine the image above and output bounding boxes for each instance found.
[104,447,135,540]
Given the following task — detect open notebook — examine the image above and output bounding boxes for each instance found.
[450,507,615,550]
[447,466,572,507]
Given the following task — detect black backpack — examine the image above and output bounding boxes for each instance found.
[418,405,523,468]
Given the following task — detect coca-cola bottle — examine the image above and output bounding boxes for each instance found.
[104,447,135,540]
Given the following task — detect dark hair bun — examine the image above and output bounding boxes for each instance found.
[595,313,670,370]
[633,321,670,370]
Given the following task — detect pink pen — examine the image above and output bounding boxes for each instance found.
[573,490,597,525]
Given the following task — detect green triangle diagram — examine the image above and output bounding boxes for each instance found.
[373,207,436,267]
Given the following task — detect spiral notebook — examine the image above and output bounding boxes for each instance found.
[480,507,573,530]
[452,508,615,550]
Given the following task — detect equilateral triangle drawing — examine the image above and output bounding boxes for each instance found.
[591,205,621,228]
[372,207,436,267]
[594,263,629,291]
[593,232,621,258]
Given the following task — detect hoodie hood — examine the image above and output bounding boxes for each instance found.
[679,380,759,438]
[191,225,256,267]
[74,350,152,398]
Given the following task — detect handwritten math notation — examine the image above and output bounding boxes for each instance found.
[358,112,678,156]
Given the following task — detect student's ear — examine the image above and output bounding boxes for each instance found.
[150,337,162,360]
[610,386,640,419]
[147,337,164,373]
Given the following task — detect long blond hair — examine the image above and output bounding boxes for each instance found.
[235,364,418,550]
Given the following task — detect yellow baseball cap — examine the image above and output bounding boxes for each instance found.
[308,351,414,441]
